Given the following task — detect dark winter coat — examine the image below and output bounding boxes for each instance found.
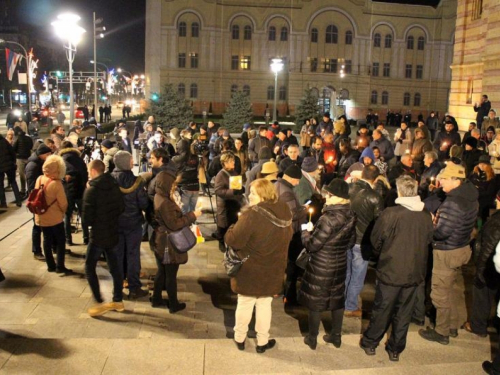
[278,156,303,174]
[225,201,293,297]
[370,136,394,162]
[411,138,433,174]
[111,169,149,230]
[214,168,245,228]
[25,153,44,193]
[59,148,88,200]
[298,204,357,311]
[172,137,191,168]
[82,173,125,248]
[132,120,144,143]
[434,131,461,161]
[474,210,500,289]
[371,202,434,287]
[426,115,439,131]
[178,154,199,192]
[208,153,241,179]
[433,180,479,250]
[12,133,33,159]
[275,177,308,233]
[248,136,271,163]
[154,171,197,264]
[462,149,482,176]
[387,162,417,187]
[418,160,443,200]
[0,135,16,173]
[338,149,361,178]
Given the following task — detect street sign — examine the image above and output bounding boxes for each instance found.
[48,70,105,84]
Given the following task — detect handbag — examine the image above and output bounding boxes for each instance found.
[223,247,249,277]
[168,226,197,253]
[295,248,310,270]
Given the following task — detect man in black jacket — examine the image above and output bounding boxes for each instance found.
[419,162,478,345]
[118,126,133,154]
[360,176,433,361]
[474,94,491,133]
[434,121,461,161]
[345,165,384,317]
[248,126,271,167]
[13,128,33,198]
[83,160,126,317]
[0,133,21,208]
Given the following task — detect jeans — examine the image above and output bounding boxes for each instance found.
[361,283,417,353]
[64,197,89,243]
[16,159,28,194]
[307,308,344,338]
[41,222,66,270]
[181,190,199,214]
[118,226,143,291]
[152,253,180,307]
[234,295,273,346]
[85,242,123,303]
[345,244,369,311]
[32,218,42,254]
[0,169,21,204]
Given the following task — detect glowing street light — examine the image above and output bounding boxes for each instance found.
[270,58,284,122]
[52,13,85,124]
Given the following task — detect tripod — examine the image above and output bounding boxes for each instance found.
[198,154,217,225]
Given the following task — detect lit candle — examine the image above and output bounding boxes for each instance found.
[327,156,333,163]
[442,142,447,148]
[405,149,410,154]
[308,208,314,222]
[430,177,435,183]
[237,212,241,218]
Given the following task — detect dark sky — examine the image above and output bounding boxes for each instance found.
[15,0,145,73]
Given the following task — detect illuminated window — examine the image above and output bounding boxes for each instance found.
[240,56,251,70]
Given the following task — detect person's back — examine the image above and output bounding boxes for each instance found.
[349,178,383,244]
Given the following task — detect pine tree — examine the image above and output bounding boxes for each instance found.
[223,91,253,132]
[295,88,320,131]
[148,84,193,129]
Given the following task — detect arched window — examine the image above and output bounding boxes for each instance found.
[243,85,250,96]
[414,93,421,106]
[267,85,274,100]
[345,30,353,45]
[382,91,389,105]
[417,36,425,50]
[190,83,198,98]
[407,35,414,50]
[325,25,338,44]
[268,26,276,41]
[371,90,378,105]
[280,27,288,41]
[385,34,392,48]
[191,22,199,38]
[231,84,238,95]
[178,22,187,37]
[178,83,185,98]
[279,86,287,100]
[311,28,318,43]
[403,92,411,106]
[373,33,381,47]
[232,25,239,40]
[244,25,252,40]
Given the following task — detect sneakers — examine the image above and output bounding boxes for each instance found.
[418,327,449,345]
[256,339,276,354]
[303,336,317,350]
[323,333,342,348]
[128,288,149,300]
[88,301,125,317]
[344,309,362,318]
[56,267,74,275]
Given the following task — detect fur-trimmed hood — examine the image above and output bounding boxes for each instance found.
[58,147,81,157]
[42,154,66,180]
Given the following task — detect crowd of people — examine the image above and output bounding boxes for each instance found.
[1,105,500,372]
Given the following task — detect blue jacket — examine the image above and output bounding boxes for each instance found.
[111,169,149,229]
[370,136,394,162]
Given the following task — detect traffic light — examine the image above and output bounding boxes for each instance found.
[55,71,62,78]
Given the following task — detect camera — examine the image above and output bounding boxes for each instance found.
[194,134,209,156]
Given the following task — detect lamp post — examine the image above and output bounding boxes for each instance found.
[0,39,31,113]
[93,13,105,114]
[52,13,85,124]
[270,58,283,122]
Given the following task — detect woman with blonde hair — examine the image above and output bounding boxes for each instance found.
[35,154,73,274]
[225,178,293,353]
[5,129,14,145]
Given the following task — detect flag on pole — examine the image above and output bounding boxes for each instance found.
[5,48,22,81]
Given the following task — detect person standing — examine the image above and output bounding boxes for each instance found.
[248,126,271,167]
[98,106,104,123]
[12,128,33,198]
[300,179,357,350]
[83,105,89,121]
[360,176,433,361]
[425,111,439,141]
[225,178,293,353]
[419,162,478,345]
[474,94,491,133]
[56,110,66,126]
[83,160,126,317]
[0,133,22,208]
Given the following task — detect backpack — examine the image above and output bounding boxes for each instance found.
[26,177,55,215]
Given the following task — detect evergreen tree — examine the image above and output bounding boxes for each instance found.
[148,84,193,129]
[295,88,320,131]
[223,91,253,132]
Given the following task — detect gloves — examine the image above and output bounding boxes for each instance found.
[398,139,403,144]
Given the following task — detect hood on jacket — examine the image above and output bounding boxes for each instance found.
[447,179,479,202]
[89,173,119,191]
[249,201,292,228]
[359,147,375,163]
[395,196,425,211]
[58,147,81,158]
[155,170,176,197]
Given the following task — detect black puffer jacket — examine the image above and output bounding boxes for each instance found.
[298,204,357,312]
[338,149,360,178]
[82,173,125,248]
[433,180,478,250]
[111,169,149,230]
[25,153,44,192]
[0,135,16,173]
[349,180,384,245]
[13,133,33,159]
[474,210,500,288]
[59,148,88,200]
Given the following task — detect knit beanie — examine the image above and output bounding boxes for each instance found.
[36,144,52,156]
[284,165,302,179]
[113,151,133,171]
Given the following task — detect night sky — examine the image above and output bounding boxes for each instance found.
[15,0,146,74]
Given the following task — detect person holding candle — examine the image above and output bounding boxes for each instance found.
[418,151,443,200]
[434,121,461,161]
[299,179,357,350]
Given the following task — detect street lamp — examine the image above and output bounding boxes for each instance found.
[93,13,105,113]
[270,58,283,122]
[0,39,31,113]
[52,13,85,124]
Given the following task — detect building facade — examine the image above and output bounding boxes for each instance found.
[449,0,499,131]
[145,0,457,121]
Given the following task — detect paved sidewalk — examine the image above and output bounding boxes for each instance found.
[0,188,491,374]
